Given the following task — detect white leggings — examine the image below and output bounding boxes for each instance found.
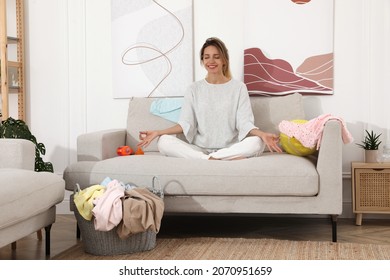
[157,135,265,160]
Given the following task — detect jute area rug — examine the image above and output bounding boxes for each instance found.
[53,237,390,260]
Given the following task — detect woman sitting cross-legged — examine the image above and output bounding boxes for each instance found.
[137,37,282,160]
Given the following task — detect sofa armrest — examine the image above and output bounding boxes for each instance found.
[316,120,343,212]
[0,139,35,170]
[77,129,127,161]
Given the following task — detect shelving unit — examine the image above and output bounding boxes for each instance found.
[0,0,25,121]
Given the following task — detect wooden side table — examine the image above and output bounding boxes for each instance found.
[351,162,390,225]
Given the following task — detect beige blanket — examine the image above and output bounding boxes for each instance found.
[117,187,164,239]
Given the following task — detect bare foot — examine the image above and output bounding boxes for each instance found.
[208,156,246,160]
[208,157,219,160]
[231,156,246,160]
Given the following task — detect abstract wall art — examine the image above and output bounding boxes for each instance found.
[111,0,193,98]
[244,0,334,96]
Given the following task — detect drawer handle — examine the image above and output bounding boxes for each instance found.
[372,168,385,171]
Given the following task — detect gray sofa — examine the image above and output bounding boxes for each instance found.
[63,93,343,242]
[0,139,65,256]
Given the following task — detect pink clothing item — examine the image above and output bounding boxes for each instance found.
[278,114,354,150]
[92,180,124,231]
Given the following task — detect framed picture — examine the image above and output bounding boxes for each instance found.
[111,0,194,98]
[244,0,334,96]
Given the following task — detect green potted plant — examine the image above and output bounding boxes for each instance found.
[356,129,382,163]
[0,117,53,172]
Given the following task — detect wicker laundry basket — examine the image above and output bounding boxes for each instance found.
[73,204,157,256]
[72,177,163,256]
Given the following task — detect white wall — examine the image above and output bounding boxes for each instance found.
[23,0,390,215]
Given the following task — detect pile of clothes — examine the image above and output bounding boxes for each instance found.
[73,177,164,239]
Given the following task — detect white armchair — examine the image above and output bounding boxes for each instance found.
[0,139,65,257]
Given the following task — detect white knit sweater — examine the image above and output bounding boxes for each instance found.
[178,79,257,150]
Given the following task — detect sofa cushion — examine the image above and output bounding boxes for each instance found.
[0,169,65,229]
[126,98,179,153]
[64,153,318,197]
[251,93,305,134]
[279,119,317,156]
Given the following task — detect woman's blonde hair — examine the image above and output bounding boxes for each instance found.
[200,37,232,79]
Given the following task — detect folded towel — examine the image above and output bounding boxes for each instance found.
[150,98,184,123]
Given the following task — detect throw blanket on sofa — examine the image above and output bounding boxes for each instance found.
[150,98,183,123]
[278,113,354,149]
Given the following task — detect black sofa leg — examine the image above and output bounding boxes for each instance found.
[45,224,52,256]
[331,215,338,242]
[76,223,81,239]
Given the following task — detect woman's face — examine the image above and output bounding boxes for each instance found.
[202,45,224,76]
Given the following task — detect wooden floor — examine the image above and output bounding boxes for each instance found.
[1,214,390,260]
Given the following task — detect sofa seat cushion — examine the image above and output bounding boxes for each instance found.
[0,169,65,229]
[64,153,318,197]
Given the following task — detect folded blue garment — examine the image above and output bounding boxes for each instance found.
[150,97,184,123]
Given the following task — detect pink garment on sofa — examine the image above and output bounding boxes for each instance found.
[92,180,124,231]
[278,114,354,150]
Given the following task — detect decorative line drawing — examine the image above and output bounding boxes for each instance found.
[120,0,185,97]
[244,48,333,96]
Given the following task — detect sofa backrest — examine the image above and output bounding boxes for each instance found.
[126,92,305,152]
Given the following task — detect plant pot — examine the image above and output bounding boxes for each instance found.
[365,150,379,163]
